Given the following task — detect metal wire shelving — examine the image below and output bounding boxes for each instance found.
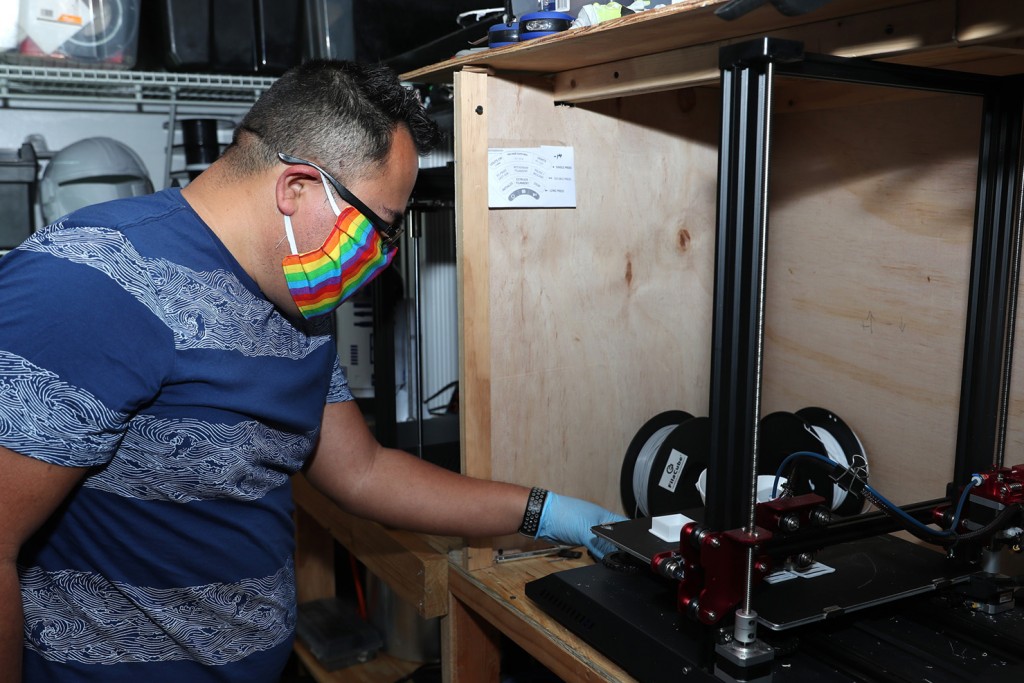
[0,64,275,111]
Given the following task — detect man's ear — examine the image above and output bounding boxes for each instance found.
[275,165,320,217]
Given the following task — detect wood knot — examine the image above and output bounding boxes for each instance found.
[678,229,691,252]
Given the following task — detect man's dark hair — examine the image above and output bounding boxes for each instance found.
[227,60,443,182]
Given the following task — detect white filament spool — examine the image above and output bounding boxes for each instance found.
[633,424,676,518]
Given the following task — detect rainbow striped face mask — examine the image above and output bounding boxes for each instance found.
[281,173,396,319]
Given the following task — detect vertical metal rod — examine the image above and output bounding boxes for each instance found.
[748,60,774,532]
[412,210,425,459]
[743,58,775,614]
[371,269,397,448]
[164,96,178,189]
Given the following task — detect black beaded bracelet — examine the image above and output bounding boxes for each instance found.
[518,487,549,537]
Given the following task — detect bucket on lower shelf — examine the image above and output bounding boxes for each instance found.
[366,572,441,663]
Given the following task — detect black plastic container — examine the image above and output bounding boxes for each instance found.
[180,118,222,180]
[157,0,211,70]
[0,143,38,250]
[209,0,303,75]
[156,0,310,75]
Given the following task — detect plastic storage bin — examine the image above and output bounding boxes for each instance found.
[155,0,352,74]
[304,0,354,61]
[156,0,210,70]
[11,0,141,69]
[211,0,303,75]
[0,143,39,251]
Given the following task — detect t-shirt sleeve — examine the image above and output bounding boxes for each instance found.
[326,354,354,404]
[0,230,174,467]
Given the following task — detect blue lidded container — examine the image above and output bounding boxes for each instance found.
[518,11,574,41]
[488,22,520,48]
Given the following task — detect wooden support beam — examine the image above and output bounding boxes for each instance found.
[553,0,958,103]
[957,0,1024,45]
[454,68,496,572]
[292,475,453,619]
[445,588,502,683]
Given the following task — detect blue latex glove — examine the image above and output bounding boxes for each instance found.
[535,492,627,560]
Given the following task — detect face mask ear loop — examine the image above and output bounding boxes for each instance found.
[319,173,342,216]
[282,215,300,254]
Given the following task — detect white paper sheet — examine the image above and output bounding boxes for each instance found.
[487,145,576,209]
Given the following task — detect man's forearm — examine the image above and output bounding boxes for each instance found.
[1,561,23,683]
[309,445,531,538]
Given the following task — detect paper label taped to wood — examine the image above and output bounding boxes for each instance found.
[488,146,576,208]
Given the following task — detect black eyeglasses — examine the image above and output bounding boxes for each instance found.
[277,152,404,248]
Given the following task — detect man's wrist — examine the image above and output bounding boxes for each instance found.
[517,487,548,537]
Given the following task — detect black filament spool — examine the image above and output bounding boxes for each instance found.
[759,409,868,516]
[620,410,690,518]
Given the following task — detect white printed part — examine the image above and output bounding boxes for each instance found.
[649,513,696,542]
[764,562,835,584]
[658,448,688,493]
[795,562,836,579]
[764,570,797,585]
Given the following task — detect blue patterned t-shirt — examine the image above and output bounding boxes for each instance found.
[0,188,351,682]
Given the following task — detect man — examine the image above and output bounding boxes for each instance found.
[0,61,623,682]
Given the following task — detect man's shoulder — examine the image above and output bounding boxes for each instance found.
[56,188,189,234]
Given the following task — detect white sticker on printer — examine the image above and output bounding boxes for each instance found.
[658,448,688,493]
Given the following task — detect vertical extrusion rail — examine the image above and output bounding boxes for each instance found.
[705,37,801,538]
[955,83,1024,481]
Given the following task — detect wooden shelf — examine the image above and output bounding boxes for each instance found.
[292,474,458,620]
[446,553,636,683]
[402,0,1024,103]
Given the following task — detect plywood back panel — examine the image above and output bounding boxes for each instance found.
[763,87,983,505]
[483,78,721,513]
[474,74,1019,519]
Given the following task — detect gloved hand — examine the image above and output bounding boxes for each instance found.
[535,492,627,560]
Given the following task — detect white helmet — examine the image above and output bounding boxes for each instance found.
[40,137,154,224]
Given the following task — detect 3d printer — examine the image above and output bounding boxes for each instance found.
[526,39,1024,682]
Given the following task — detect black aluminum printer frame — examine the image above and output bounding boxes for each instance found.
[704,37,1024,533]
[526,38,1024,682]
